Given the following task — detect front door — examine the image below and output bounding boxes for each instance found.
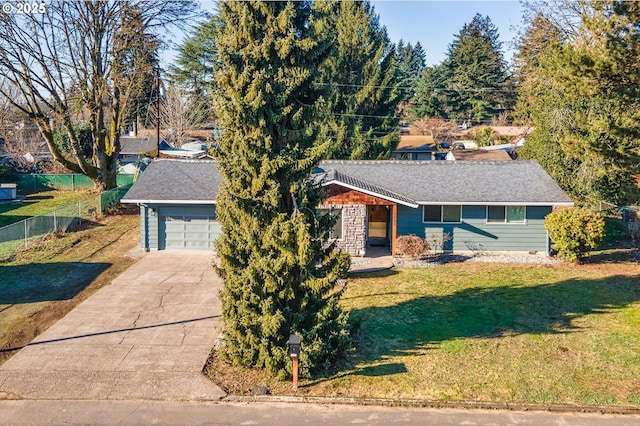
[367,205,389,247]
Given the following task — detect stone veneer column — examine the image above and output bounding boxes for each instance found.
[318,204,367,256]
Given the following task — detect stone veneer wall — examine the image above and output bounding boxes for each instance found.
[318,203,367,256]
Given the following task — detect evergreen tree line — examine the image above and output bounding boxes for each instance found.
[171,5,517,158]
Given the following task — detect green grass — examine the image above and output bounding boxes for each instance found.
[0,190,91,228]
[299,262,640,406]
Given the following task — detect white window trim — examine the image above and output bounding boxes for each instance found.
[485,205,527,224]
[422,205,462,224]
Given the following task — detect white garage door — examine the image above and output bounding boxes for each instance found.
[159,207,221,250]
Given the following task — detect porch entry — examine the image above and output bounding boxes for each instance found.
[367,205,390,248]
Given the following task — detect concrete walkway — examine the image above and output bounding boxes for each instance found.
[0,250,226,401]
[349,246,394,274]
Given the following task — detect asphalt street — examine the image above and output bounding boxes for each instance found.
[2,400,640,425]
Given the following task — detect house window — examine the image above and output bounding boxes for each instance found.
[423,205,461,223]
[317,208,343,239]
[487,205,525,223]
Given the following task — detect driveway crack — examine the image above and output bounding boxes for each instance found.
[181,323,188,345]
[158,286,173,314]
[0,374,10,388]
[157,272,177,286]
[132,313,142,328]
[120,345,135,363]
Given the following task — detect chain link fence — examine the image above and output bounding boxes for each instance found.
[0,185,131,258]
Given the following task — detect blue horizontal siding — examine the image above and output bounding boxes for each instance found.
[140,205,159,250]
[397,205,552,253]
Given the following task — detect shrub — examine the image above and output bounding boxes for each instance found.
[426,231,452,254]
[544,208,605,262]
[602,217,629,246]
[396,235,427,258]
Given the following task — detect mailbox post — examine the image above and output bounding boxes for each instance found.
[288,334,302,390]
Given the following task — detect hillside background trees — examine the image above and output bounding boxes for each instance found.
[318,0,402,159]
[516,0,640,207]
[1,0,635,206]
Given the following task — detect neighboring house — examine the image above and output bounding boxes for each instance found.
[391,135,438,160]
[120,137,207,159]
[121,159,573,255]
[119,137,158,158]
[446,149,513,161]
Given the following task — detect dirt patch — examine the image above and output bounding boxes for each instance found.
[0,205,140,366]
[204,350,297,397]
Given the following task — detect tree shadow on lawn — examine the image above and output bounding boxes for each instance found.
[0,262,110,304]
[346,274,640,368]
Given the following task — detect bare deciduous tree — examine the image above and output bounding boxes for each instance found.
[0,1,198,189]
[412,117,457,148]
[158,84,209,146]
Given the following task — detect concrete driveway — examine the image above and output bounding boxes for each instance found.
[0,250,226,401]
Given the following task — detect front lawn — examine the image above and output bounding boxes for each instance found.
[209,255,640,407]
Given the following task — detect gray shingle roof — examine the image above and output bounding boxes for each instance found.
[121,159,221,203]
[122,159,573,206]
[317,160,573,205]
[119,137,157,155]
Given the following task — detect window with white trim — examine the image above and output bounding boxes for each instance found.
[317,208,343,239]
[422,205,461,223]
[487,205,525,223]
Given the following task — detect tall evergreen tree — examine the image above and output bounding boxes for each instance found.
[444,14,510,123]
[212,0,351,378]
[167,15,220,127]
[395,40,426,102]
[320,0,401,159]
[168,16,219,97]
[119,6,161,136]
[414,63,448,119]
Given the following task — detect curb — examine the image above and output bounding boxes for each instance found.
[222,395,640,415]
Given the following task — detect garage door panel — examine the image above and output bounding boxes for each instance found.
[185,223,211,232]
[158,206,221,250]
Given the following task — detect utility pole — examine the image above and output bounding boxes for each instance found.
[155,67,160,158]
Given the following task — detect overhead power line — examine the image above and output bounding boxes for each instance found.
[314,81,517,93]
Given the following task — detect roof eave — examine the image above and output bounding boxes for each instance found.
[121,199,217,205]
[416,201,575,206]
